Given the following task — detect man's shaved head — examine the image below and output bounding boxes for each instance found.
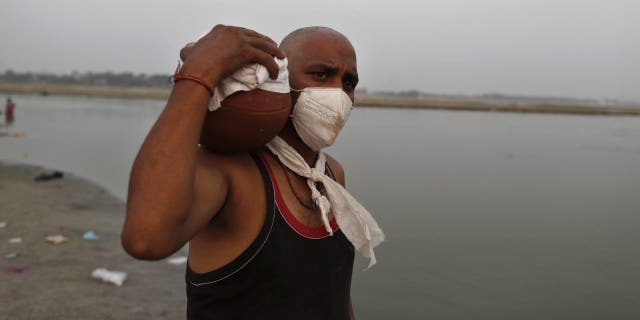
[278,26,358,102]
[276,26,359,157]
[280,26,353,54]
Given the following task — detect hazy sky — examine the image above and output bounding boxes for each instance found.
[1,0,638,101]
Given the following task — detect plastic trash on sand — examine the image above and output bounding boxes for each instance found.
[5,265,28,274]
[34,171,64,182]
[91,268,127,286]
[83,231,100,240]
[45,235,69,244]
[4,252,18,260]
[8,237,22,244]
[0,221,6,228]
[167,256,188,265]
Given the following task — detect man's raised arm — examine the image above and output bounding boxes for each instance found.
[121,25,285,260]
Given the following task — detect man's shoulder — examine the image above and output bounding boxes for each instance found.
[196,147,256,174]
[192,148,261,211]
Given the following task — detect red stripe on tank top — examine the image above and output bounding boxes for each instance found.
[258,152,339,239]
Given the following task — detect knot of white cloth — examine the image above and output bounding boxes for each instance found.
[209,57,290,111]
[309,169,325,182]
[266,136,385,268]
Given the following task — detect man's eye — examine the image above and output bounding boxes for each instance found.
[312,72,327,80]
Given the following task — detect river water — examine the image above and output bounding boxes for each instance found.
[1,94,640,319]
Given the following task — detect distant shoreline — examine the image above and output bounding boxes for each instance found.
[1,82,639,116]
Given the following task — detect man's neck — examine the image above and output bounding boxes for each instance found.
[278,121,318,167]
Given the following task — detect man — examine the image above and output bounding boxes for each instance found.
[5,97,15,124]
[122,25,377,319]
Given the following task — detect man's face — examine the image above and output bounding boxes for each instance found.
[285,32,359,103]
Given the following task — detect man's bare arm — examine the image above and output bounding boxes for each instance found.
[121,25,285,260]
[122,81,215,260]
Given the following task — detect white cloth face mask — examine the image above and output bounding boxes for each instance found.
[290,87,353,151]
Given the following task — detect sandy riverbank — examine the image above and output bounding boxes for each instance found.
[0,162,186,319]
[2,82,639,116]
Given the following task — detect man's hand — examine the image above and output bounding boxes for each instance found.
[178,25,285,85]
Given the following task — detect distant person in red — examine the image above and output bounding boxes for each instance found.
[5,97,15,124]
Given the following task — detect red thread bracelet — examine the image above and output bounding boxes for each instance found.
[171,61,214,96]
[172,73,215,97]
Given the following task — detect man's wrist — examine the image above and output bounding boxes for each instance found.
[178,61,223,87]
[172,73,215,96]
[172,80,213,102]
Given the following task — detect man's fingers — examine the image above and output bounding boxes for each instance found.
[248,48,280,79]
[180,42,195,62]
[183,25,282,80]
[238,27,278,46]
[247,37,285,60]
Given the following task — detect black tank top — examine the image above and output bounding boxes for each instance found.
[186,152,355,320]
